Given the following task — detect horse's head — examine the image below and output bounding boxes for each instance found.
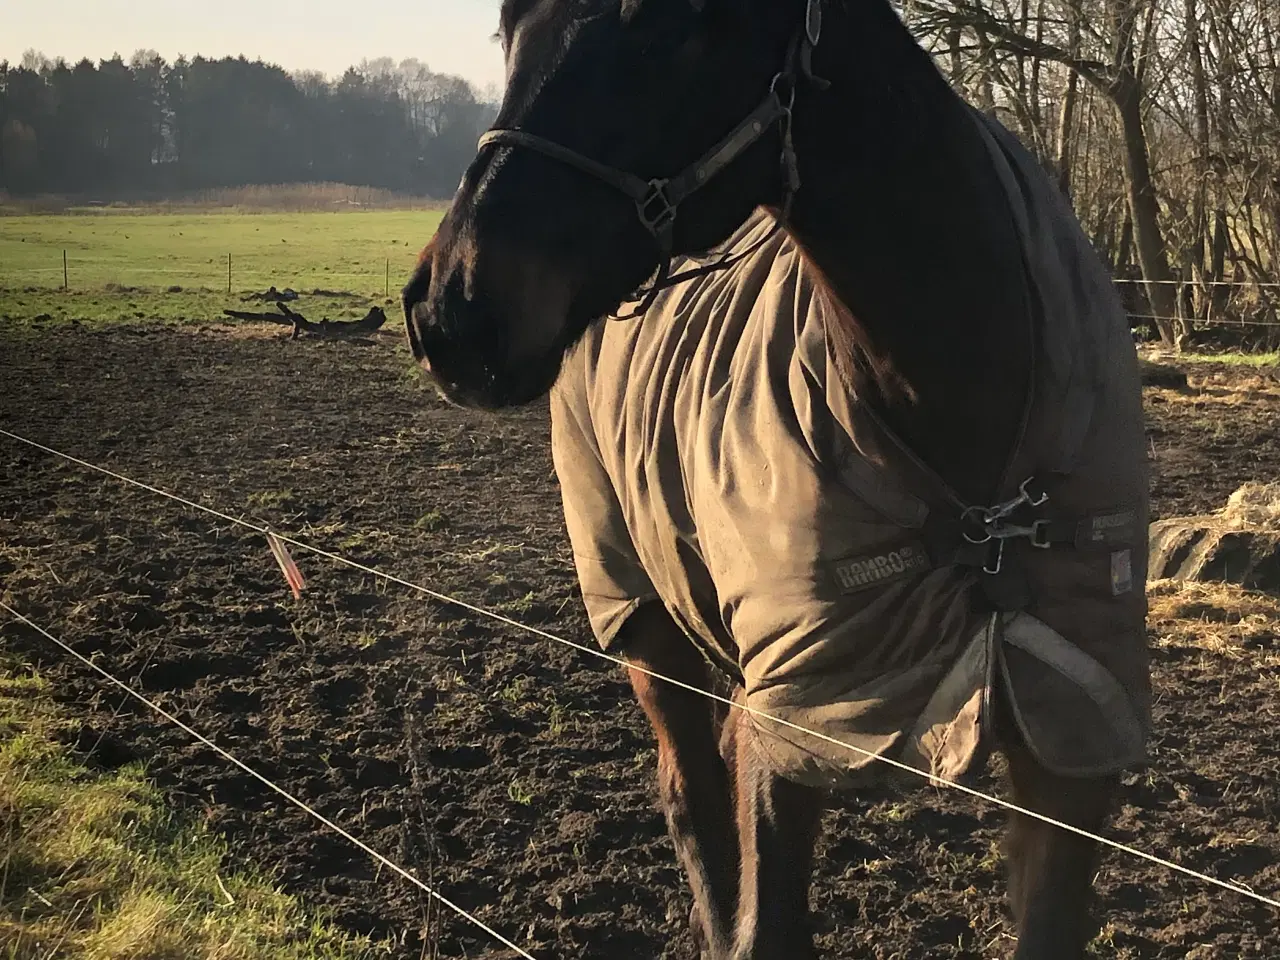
[404,0,812,408]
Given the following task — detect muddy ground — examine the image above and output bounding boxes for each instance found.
[1,323,1278,959]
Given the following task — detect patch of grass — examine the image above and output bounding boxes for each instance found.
[4,287,397,332]
[867,801,912,824]
[413,510,448,533]
[0,208,444,325]
[0,661,389,959]
[497,675,533,706]
[1178,351,1279,367]
[245,489,296,512]
[0,184,442,216]
[505,591,538,614]
[1087,923,1119,956]
[978,839,1002,873]
[546,702,571,738]
[338,530,383,551]
[506,778,534,806]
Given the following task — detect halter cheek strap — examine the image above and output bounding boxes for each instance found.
[473,0,826,318]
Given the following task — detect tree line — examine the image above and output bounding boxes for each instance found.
[0,51,497,201]
[903,0,1279,343]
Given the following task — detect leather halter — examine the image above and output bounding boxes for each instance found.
[473,0,827,318]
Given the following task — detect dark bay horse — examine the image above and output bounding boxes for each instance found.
[401,1,1150,957]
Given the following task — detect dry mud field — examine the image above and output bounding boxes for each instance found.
[2,322,1278,959]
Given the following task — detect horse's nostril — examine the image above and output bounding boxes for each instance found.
[402,255,435,362]
[404,296,433,368]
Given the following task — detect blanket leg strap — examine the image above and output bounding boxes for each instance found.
[996,612,1148,777]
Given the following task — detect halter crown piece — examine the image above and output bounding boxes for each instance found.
[475,0,828,318]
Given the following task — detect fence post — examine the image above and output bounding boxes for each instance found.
[385,258,389,299]
[63,250,68,290]
[227,253,232,295]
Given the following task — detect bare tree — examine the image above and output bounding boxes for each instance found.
[906,0,1279,347]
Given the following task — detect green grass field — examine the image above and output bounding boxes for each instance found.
[0,209,445,325]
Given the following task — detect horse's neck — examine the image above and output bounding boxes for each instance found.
[783,2,1034,506]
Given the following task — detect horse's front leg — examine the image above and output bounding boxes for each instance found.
[619,603,739,958]
[1002,734,1118,959]
[721,699,826,960]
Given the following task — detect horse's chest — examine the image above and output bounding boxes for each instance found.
[612,320,908,658]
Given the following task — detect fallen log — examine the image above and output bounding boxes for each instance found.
[276,302,387,340]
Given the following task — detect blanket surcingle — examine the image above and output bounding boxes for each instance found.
[549,110,1151,790]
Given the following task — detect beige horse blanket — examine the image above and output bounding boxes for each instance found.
[549,111,1151,790]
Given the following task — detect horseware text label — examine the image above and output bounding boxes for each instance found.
[1078,509,1138,548]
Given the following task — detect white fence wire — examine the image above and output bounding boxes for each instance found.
[2,426,1277,918]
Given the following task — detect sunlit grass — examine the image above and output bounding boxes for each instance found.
[1178,351,1279,367]
[0,661,391,959]
[0,206,443,326]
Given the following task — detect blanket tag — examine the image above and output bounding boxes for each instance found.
[1076,509,1138,548]
[829,540,931,595]
[1110,549,1133,596]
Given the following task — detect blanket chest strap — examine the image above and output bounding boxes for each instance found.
[922,475,1141,612]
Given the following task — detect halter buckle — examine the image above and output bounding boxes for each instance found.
[637,179,677,238]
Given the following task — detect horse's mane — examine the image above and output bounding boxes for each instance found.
[773,212,917,408]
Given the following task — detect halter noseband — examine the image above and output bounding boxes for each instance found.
[473,0,827,318]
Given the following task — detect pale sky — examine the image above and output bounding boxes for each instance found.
[2,0,507,94]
